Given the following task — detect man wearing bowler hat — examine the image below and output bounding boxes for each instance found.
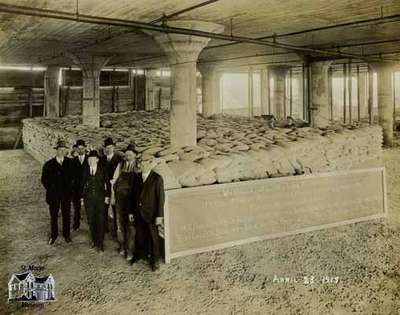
[100,137,122,239]
[72,139,88,231]
[80,150,111,252]
[41,140,74,245]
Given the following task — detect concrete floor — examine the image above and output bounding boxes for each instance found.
[0,149,399,315]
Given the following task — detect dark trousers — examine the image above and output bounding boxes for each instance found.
[115,188,136,257]
[48,197,71,240]
[84,199,106,248]
[72,191,81,229]
[143,222,161,263]
[104,204,117,238]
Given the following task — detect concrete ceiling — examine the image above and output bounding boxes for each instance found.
[0,0,399,69]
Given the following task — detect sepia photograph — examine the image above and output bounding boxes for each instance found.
[0,0,399,314]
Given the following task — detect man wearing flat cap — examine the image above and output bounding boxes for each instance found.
[100,137,122,239]
[80,150,111,252]
[72,139,88,231]
[111,143,139,263]
[41,140,74,245]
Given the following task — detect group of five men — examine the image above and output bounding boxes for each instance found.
[41,137,165,271]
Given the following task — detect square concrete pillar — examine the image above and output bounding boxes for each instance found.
[81,72,101,127]
[145,20,224,148]
[269,66,290,119]
[371,62,395,146]
[67,54,110,127]
[145,69,156,111]
[310,61,333,128]
[44,66,60,117]
[260,69,270,116]
[170,62,198,147]
[198,64,221,117]
[358,71,368,119]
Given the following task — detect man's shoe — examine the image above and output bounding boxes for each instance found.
[150,261,159,272]
[64,237,72,244]
[119,250,126,257]
[73,221,80,230]
[48,238,57,245]
[128,256,138,265]
[97,245,104,252]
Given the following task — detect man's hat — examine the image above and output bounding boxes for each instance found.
[54,140,68,149]
[75,139,86,147]
[104,137,115,147]
[87,150,99,159]
[124,144,137,154]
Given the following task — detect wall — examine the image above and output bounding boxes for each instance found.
[59,86,135,115]
[0,70,46,149]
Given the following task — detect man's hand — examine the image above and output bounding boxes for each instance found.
[108,205,113,219]
[157,221,165,238]
[80,198,84,207]
[105,197,110,204]
[129,214,134,222]
[155,217,164,226]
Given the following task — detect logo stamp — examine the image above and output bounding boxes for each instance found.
[8,270,56,303]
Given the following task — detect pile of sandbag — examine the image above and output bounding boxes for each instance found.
[22,110,383,190]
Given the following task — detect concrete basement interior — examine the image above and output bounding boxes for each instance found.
[0,1,400,314]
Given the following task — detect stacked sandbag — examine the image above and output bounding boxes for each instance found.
[22,110,383,190]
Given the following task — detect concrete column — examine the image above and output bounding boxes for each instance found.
[145,20,224,148]
[44,66,60,117]
[268,66,289,119]
[68,54,110,127]
[128,69,135,110]
[198,64,221,117]
[260,69,269,115]
[310,61,333,128]
[145,69,156,111]
[358,71,368,118]
[371,63,395,146]
[248,67,254,117]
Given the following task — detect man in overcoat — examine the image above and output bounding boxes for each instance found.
[80,150,111,252]
[41,140,74,245]
[133,157,165,271]
[72,139,88,231]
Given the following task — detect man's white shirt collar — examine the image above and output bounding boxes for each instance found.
[90,165,97,175]
[142,170,151,182]
[106,153,114,161]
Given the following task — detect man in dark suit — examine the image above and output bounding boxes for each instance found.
[72,139,88,231]
[100,137,122,239]
[133,157,165,271]
[80,150,111,252]
[41,140,74,245]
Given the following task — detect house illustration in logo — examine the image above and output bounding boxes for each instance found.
[8,271,55,302]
